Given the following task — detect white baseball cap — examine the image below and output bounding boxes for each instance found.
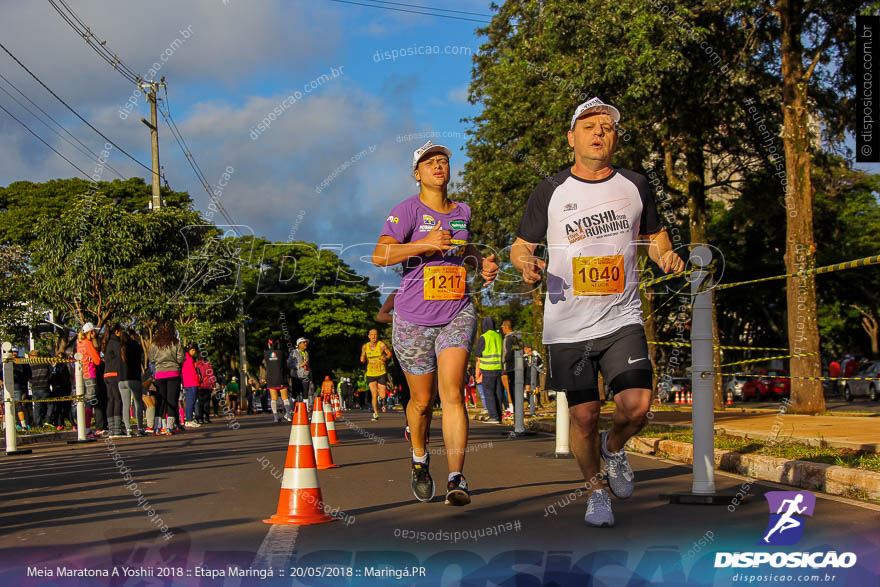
[412,140,451,171]
[82,322,96,333]
[296,337,308,345]
[570,97,621,129]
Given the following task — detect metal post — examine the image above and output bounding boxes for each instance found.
[68,353,95,444]
[74,354,85,441]
[537,389,573,458]
[690,246,715,495]
[663,246,734,504]
[2,342,32,455]
[529,353,538,416]
[513,350,525,434]
[508,350,534,438]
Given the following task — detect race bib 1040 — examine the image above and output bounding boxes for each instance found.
[572,255,624,296]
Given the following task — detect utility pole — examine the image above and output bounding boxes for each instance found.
[140,78,164,210]
[237,261,247,412]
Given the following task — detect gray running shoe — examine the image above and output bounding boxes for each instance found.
[411,454,434,502]
[584,489,615,527]
[600,429,634,499]
[445,474,471,506]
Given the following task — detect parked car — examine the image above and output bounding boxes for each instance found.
[725,375,747,401]
[658,376,691,403]
[843,360,880,402]
[741,369,790,401]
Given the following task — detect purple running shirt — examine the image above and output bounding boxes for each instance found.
[380,194,473,326]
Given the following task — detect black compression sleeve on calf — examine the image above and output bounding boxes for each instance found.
[609,369,654,394]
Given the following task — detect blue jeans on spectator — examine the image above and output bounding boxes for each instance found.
[32,388,51,426]
[476,383,486,409]
[481,371,505,421]
[184,386,198,422]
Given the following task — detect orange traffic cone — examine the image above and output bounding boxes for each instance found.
[726,390,733,405]
[674,391,680,405]
[323,400,339,445]
[311,398,339,469]
[264,402,335,525]
[334,394,342,418]
[687,391,693,405]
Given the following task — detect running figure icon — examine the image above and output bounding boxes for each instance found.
[760,491,816,546]
[763,494,807,543]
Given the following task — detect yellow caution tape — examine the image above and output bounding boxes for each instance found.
[715,254,880,291]
[9,357,74,365]
[10,395,85,404]
[703,371,877,383]
[642,281,691,323]
[647,341,791,352]
[719,352,819,368]
[716,345,790,351]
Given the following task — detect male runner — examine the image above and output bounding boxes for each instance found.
[263,339,292,422]
[361,329,392,421]
[377,290,414,438]
[289,338,314,410]
[511,98,684,527]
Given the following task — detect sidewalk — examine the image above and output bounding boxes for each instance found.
[470,403,880,453]
[641,408,880,453]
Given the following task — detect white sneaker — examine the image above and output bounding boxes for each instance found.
[584,489,615,527]
[184,421,202,429]
[283,412,292,422]
[600,430,634,499]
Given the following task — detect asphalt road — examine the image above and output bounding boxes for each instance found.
[1,409,878,586]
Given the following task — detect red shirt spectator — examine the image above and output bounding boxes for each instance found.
[829,361,841,377]
[195,358,216,390]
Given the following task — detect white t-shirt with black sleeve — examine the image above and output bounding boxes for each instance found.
[516,167,662,344]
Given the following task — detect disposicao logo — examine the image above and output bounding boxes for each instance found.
[761,491,814,546]
[714,491,857,570]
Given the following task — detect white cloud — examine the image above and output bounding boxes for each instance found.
[446,84,469,104]
[0,0,483,292]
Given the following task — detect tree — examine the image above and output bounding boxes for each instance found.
[0,244,37,342]
[29,191,232,362]
[205,237,382,382]
[461,0,771,405]
[0,177,190,247]
[749,1,869,413]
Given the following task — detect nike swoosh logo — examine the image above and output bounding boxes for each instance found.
[627,357,648,365]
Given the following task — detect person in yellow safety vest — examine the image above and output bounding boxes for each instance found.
[473,316,504,423]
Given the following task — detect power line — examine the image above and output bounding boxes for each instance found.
[0,73,126,178]
[46,0,142,86]
[322,0,492,24]
[0,41,156,178]
[45,0,241,230]
[358,0,492,18]
[159,86,241,234]
[0,99,91,179]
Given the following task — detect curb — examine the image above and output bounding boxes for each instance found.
[522,419,880,502]
[1,430,77,448]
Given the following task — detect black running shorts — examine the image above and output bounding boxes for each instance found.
[365,374,388,386]
[547,324,653,407]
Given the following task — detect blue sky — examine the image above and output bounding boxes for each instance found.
[0,0,496,291]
